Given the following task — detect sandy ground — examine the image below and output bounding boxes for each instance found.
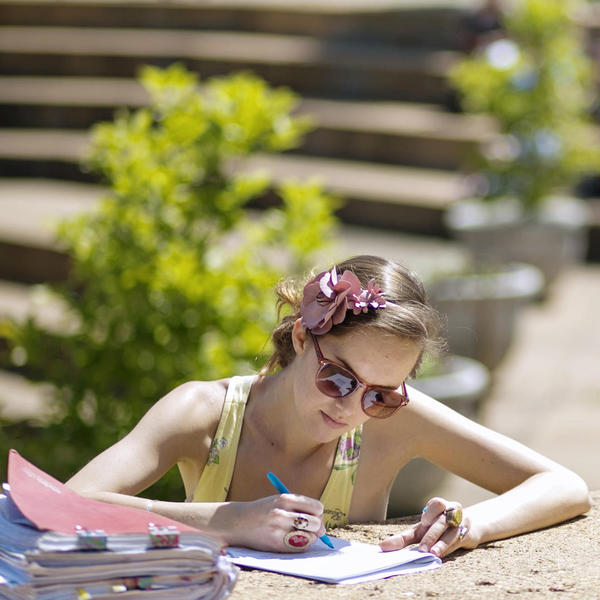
[229,492,599,600]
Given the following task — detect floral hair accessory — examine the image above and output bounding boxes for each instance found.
[300,267,387,335]
[351,279,387,314]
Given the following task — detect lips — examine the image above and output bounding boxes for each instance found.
[320,411,347,429]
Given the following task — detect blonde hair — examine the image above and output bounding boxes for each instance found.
[260,255,444,376]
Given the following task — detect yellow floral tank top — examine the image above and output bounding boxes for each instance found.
[191,375,362,529]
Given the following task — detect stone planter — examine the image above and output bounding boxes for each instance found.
[445,196,589,290]
[387,355,490,517]
[428,262,544,370]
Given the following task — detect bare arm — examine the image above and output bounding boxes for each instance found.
[66,380,325,551]
[379,386,591,556]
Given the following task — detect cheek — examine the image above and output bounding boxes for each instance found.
[292,362,321,408]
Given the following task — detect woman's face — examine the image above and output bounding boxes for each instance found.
[293,326,421,439]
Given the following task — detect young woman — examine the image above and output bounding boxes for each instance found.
[66,255,591,557]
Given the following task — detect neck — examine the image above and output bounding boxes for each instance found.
[247,369,336,462]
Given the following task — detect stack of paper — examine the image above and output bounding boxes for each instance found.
[0,450,237,600]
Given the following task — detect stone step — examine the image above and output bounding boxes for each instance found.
[0,129,464,214]
[0,278,76,334]
[299,98,491,169]
[0,140,463,279]
[0,76,495,170]
[0,278,75,422]
[0,26,459,103]
[0,368,54,422]
[0,177,102,282]
[0,0,478,49]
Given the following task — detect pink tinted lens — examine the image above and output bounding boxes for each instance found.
[362,388,407,418]
[315,363,359,397]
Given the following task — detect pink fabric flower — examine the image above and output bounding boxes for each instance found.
[300,267,362,334]
[350,278,387,314]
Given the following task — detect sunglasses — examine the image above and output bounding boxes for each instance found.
[309,333,409,419]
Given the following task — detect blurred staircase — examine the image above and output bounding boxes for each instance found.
[0,0,493,240]
[0,0,575,413]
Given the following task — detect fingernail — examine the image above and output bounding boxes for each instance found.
[418,544,428,552]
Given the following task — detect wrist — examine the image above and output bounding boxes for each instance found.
[461,509,483,549]
[204,501,243,546]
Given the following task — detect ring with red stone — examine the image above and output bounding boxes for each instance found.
[283,530,311,550]
[293,515,310,530]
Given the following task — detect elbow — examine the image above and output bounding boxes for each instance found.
[560,470,592,516]
[573,486,592,516]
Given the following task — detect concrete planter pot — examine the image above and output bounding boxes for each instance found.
[428,262,544,370]
[387,355,490,517]
[445,196,589,290]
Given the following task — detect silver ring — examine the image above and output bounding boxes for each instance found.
[458,524,468,540]
[293,515,310,530]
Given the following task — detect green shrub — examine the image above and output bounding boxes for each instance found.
[0,65,338,497]
[450,0,600,210]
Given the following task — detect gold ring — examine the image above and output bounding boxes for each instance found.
[445,506,463,528]
[283,530,311,550]
[293,515,310,530]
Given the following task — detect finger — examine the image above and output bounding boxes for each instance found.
[281,530,318,553]
[382,498,451,553]
[430,517,470,558]
[288,511,322,535]
[380,525,419,551]
[276,493,324,518]
[418,501,464,553]
[292,513,311,530]
[420,497,448,527]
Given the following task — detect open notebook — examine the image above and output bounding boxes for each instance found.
[227,536,441,585]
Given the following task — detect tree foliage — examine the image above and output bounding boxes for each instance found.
[450,0,600,210]
[1,65,338,496]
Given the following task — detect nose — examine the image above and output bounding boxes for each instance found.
[333,388,363,417]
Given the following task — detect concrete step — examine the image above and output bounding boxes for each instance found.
[299,98,492,169]
[0,278,76,422]
[0,0,478,49]
[0,127,464,237]
[0,26,459,103]
[0,179,103,283]
[0,144,463,279]
[0,278,76,334]
[0,128,92,182]
[0,177,102,282]
[0,76,495,170]
[0,368,54,422]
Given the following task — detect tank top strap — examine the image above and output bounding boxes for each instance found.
[320,425,363,529]
[191,375,362,530]
[191,375,257,502]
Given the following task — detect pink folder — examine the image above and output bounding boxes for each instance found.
[7,449,203,536]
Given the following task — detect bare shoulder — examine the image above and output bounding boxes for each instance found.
[131,378,231,462]
[361,384,475,455]
[150,379,230,435]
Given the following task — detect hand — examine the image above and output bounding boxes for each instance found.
[224,493,326,553]
[380,497,474,558]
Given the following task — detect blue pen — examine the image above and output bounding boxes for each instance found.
[267,472,335,549]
